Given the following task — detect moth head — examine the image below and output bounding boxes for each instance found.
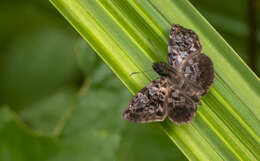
[152,62,169,76]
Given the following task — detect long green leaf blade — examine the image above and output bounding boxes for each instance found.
[50,0,260,160]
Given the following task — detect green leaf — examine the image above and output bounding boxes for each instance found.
[0,49,185,160]
[74,39,102,76]
[50,0,260,160]
[117,123,187,161]
[0,27,79,111]
[20,87,78,136]
[47,70,129,161]
[0,106,58,161]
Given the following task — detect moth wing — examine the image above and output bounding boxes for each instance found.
[123,77,168,123]
[168,24,202,68]
[181,53,214,96]
[167,88,197,125]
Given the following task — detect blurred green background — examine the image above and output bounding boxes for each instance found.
[0,0,259,161]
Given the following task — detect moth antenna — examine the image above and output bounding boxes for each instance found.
[130,38,164,77]
[130,69,154,76]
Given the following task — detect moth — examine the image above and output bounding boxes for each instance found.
[123,24,214,125]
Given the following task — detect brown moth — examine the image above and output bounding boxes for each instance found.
[123,24,214,125]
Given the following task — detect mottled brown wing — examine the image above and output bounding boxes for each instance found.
[123,77,168,123]
[168,24,202,68]
[167,88,197,125]
[181,53,214,96]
